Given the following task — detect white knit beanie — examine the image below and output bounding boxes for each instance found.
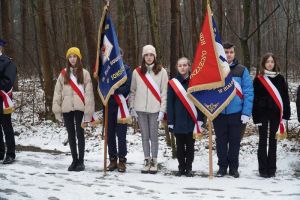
[142,44,156,58]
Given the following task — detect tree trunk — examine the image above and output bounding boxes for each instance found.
[146,0,161,62]
[170,0,183,78]
[49,0,62,77]
[1,0,18,90]
[255,0,261,73]
[190,0,198,55]
[124,0,138,68]
[240,0,251,69]
[81,0,101,110]
[36,0,54,118]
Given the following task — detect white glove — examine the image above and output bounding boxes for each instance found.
[255,123,262,127]
[130,108,138,119]
[241,115,250,124]
[168,125,174,129]
[157,111,165,121]
[197,121,204,128]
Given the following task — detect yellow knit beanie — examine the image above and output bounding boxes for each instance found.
[66,47,82,60]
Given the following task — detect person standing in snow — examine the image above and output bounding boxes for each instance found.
[129,45,168,174]
[252,53,290,178]
[0,38,17,164]
[52,47,95,171]
[296,85,300,123]
[214,42,254,178]
[106,49,132,173]
[167,57,204,177]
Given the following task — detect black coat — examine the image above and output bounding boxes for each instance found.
[0,54,17,114]
[167,74,204,134]
[296,86,300,122]
[252,74,290,124]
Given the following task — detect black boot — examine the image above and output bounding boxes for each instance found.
[216,168,227,177]
[185,169,194,177]
[3,156,15,164]
[75,160,85,172]
[0,154,4,161]
[229,169,240,178]
[175,169,185,177]
[259,173,269,178]
[68,160,77,171]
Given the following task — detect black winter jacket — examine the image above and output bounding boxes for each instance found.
[0,54,17,114]
[252,74,290,124]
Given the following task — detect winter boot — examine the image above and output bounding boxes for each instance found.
[68,160,77,171]
[149,158,158,174]
[216,168,227,177]
[118,158,127,173]
[107,157,118,171]
[185,169,194,177]
[141,157,151,173]
[229,169,239,178]
[75,160,85,171]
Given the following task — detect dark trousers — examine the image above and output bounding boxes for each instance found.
[258,113,280,175]
[0,114,15,158]
[106,105,127,159]
[175,133,195,171]
[213,112,242,171]
[63,111,85,163]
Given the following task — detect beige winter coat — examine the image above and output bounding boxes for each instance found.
[129,67,168,113]
[52,68,95,121]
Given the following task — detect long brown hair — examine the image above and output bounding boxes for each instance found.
[140,57,162,75]
[64,56,84,84]
[258,52,280,76]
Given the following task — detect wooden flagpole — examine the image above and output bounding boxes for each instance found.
[208,119,213,179]
[92,0,110,174]
[104,105,108,174]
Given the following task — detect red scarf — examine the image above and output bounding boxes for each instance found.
[0,87,14,114]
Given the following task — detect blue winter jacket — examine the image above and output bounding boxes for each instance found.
[221,59,254,116]
[167,74,204,134]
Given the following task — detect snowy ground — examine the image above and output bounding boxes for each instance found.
[0,80,300,200]
[1,123,300,200]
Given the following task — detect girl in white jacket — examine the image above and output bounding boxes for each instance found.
[129,45,168,174]
[52,47,94,172]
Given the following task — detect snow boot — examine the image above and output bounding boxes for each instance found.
[68,160,77,171]
[141,157,151,173]
[118,158,127,173]
[149,158,158,174]
[75,161,85,171]
[107,157,118,171]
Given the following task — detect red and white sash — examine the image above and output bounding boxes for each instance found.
[233,79,243,99]
[135,67,161,103]
[257,75,286,139]
[0,87,14,114]
[61,69,100,126]
[169,78,202,139]
[114,94,131,124]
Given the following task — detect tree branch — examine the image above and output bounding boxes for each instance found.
[247,4,280,40]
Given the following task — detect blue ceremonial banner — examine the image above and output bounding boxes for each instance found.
[188,75,235,120]
[97,15,127,106]
[187,5,235,120]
